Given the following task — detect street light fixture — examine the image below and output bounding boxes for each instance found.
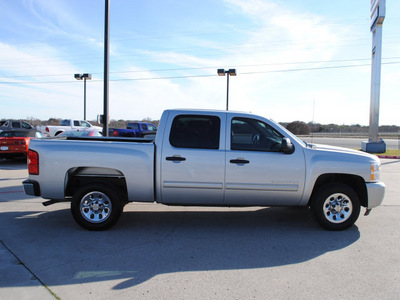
[74,73,92,120]
[217,68,236,110]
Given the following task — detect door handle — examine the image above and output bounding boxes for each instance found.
[166,156,186,162]
[230,158,250,164]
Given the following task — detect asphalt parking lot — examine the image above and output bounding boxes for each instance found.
[0,157,399,300]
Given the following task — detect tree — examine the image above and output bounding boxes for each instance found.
[286,121,310,135]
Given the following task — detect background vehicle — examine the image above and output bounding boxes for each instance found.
[37,119,102,137]
[23,109,385,231]
[109,122,157,137]
[58,129,103,137]
[0,120,34,132]
[0,130,46,159]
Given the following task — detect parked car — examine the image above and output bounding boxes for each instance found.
[58,129,103,137]
[109,122,157,137]
[0,120,34,132]
[0,130,46,159]
[23,109,385,231]
[37,119,102,137]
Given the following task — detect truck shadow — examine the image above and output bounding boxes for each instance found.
[0,206,360,290]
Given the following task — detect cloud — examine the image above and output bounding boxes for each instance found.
[0,42,87,119]
[2,0,391,125]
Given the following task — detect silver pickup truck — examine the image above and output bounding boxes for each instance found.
[23,109,385,231]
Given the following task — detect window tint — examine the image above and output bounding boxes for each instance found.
[141,124,147,130]
[61,120,70,126]
[73,121,80,126]
[12,122,21,128]
[231,117,283,152]
[169,115,220,149]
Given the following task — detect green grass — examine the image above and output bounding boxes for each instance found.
[358,149,400,156]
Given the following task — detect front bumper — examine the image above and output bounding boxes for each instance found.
[366,181,385,209]
[23,179,41,197]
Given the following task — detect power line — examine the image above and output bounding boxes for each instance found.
[2,61,400,85]
[2,56,400,79]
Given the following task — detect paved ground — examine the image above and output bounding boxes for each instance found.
[301,137,399,150]
[0,156,399,300]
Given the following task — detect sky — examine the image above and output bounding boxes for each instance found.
[0,0,399,125]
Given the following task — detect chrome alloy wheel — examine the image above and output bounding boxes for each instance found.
[323,193,353,224]
[80,191,112,223]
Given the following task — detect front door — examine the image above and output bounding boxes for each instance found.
[225,116,305,206]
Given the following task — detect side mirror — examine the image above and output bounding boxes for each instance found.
[281,138,294,154]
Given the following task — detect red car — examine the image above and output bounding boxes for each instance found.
[0,130,46,159]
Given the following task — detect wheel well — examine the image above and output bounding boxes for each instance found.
[65,167,128,202]
[310,174,367,207]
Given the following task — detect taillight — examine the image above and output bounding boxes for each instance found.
[46,127,49,132]
[28,149,39,175]
[113,130,118,136]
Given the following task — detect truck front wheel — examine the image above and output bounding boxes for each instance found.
[71,183,123,230]
[310,183,361,231]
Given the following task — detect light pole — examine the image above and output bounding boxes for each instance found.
[218,69,236,110]
[74,73,92,120]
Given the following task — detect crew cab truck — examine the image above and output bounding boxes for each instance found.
[23,109,385,231]
[109,122,157,137]
[37,119,102,137]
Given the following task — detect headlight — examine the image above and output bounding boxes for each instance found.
[370,162,380,182]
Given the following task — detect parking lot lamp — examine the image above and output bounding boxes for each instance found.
[74,73,92,120]
[217,69,236,110]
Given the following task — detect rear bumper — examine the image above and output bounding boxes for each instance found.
[23,179,41,196]
[366,182,385,209]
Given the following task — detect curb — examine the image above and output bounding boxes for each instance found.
[377,155,400,159]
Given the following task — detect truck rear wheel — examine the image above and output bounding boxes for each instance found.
[310,183,360,231]
[71,183,123,230]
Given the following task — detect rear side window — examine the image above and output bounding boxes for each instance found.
[128,123,139,130]
[22,122,32,129]
[169,115,220,149]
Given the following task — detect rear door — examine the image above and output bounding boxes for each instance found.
[160,112,226,205]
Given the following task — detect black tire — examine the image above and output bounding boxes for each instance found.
[71,183,123,230]
[310,182,361,231]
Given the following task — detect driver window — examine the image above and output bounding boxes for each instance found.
[231,117,283,152]
[81,121,91,128]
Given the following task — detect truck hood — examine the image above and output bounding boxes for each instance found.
[308,143,380,162]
